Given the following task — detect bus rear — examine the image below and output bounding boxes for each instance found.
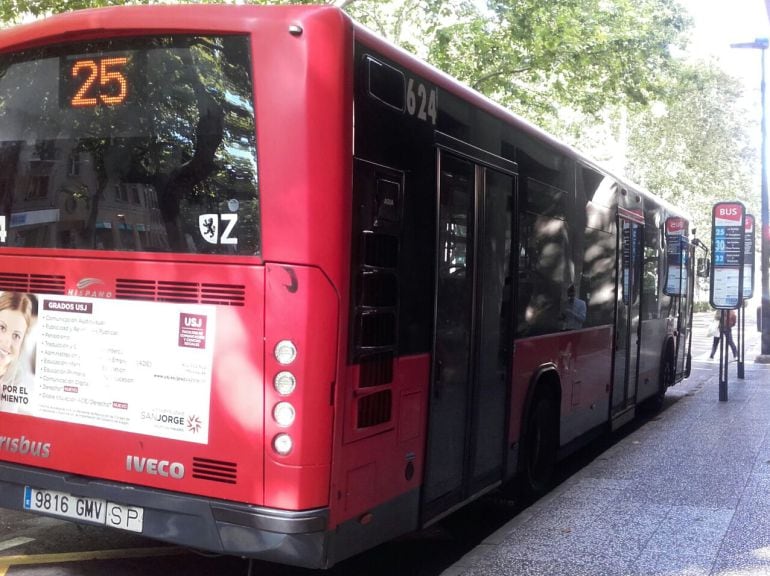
[0,5,352,568]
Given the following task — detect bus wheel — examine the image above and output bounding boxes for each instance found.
[520,390,557,496]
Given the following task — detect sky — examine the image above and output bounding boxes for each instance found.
[680,0,769,86]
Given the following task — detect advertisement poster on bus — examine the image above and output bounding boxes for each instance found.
[664,216,689,296]
[744,214,755,300]
[0,294,215,444]
[710,202,745,309]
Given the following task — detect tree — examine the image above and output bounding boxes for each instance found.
[1,0,141,23]
[624,59,757,237]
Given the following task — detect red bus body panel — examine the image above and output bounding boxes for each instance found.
[330,354,429,527]
[510,327,613,446]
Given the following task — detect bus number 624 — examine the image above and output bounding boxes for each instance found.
[406,78,437,125]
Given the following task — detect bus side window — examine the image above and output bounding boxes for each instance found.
[642,208,664,320]
[577,166,616,329]
[516,211,567,337]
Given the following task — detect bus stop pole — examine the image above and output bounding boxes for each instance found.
[719,310,729,401]
[738,305,745,379]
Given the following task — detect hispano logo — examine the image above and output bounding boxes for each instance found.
[67,277,114,298]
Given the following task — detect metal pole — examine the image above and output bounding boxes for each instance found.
[731,39,770,360]
[761,44,770,357]
[719,310,729,401]
[739,305,745,378]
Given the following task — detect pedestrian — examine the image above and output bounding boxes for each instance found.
[709,309,738,360]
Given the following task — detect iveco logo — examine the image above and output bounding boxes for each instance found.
[125,455,185,479]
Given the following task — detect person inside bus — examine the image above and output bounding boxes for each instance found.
[709,309,738,360]
[0,292,36,386]
[561,284,586,330]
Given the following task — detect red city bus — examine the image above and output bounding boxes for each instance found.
[0,5,694,568]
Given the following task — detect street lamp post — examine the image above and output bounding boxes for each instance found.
[731,38,770,359]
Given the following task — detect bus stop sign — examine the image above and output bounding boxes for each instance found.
[710,202,746,310]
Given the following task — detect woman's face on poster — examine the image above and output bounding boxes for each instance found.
[0,308,28,371]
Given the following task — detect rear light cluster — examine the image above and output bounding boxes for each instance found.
[272,340,298,455]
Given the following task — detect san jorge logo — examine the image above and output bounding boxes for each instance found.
[186,415,202,434]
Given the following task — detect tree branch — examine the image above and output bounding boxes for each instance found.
[471,65,532,90]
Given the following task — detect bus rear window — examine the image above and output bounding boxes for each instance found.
[0,35,260,255]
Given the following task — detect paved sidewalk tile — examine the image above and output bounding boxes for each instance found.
[443,362,770,576]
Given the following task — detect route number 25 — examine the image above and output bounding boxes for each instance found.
[71,56,129,108]
[406,78,437,125]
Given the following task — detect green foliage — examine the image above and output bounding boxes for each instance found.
[429,0,690,123]
[344,0,463,57]
[0,0,236,24]
[625,59,757,239]
[1,0,137,23]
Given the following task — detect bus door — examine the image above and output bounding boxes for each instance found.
[612,210,643,426]
[422,141,516,522]
[674,240,693,379]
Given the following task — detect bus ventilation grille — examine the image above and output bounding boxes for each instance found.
[0,273,65,295]
[115,279,245,306]
[359,353,393,388]
[357,389,392,428]
[192,457,237,484]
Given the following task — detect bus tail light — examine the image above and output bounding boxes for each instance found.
[274,340,297,365]
[273,371,297,396]
[273,434,293,456]
[273,402,296,427]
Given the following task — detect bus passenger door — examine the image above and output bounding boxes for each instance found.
[675,241,693,379]
[422,145,515,522]
[612,214,643,426]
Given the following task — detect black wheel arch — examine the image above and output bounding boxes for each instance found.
[519,365,562,456]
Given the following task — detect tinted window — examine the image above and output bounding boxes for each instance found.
[577,165,616,326]
[516,149,572,336]
[0,35,259,255]
[367,57,405,111]
[517,212,568,337]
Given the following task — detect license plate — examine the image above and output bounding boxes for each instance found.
[23,487,144,533]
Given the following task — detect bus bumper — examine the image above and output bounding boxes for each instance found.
[0,462,330,568]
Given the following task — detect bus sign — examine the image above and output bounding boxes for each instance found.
[710,202,746,309]
[664,216,688,296]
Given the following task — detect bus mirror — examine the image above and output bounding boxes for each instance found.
[696,257,710,278]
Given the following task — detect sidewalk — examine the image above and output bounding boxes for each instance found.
[443,320,770,575]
